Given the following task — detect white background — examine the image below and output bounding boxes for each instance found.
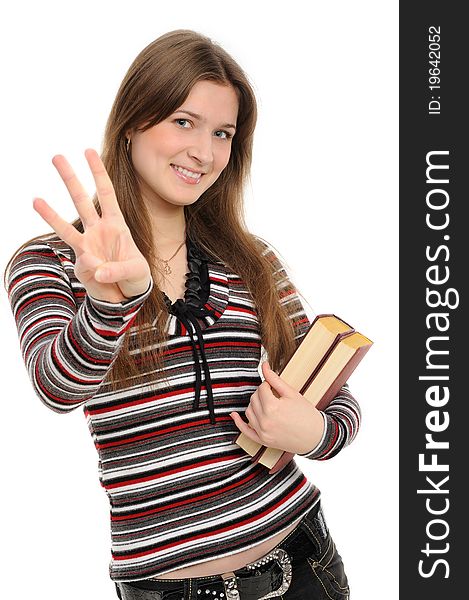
[0,1,398,598]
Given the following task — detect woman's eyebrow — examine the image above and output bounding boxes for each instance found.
[173,109,237,131]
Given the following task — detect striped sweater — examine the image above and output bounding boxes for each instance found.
[6,233,361,582]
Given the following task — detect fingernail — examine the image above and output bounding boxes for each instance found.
[96,269,107,281]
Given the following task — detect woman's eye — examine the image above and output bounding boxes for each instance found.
[175,118,190,128]
[215,130,233,140]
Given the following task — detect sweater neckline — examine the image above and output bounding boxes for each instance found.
[162,236,229,336]
[161,235,210,312]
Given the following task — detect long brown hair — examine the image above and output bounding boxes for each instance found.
[4,29,304,393]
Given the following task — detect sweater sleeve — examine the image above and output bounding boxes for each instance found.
[6,240,154,414]
[297,383,361,460]
[255,236,361,461]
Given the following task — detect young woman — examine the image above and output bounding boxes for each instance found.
[5,30,360,600]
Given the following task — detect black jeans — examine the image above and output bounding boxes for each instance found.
[115,502,350,599]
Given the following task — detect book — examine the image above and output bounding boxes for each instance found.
[255,330,373,472]
[234,314,372,474]
[234,314,354,459]
[234,315,353,456]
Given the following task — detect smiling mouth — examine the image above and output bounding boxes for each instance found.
[170,164,205,183]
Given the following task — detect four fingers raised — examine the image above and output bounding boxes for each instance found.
[33,148,128,250]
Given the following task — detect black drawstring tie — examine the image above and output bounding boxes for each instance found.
[170,300,216,425]
[162,235,216,424]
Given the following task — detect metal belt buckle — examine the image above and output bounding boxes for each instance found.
[221,571,241,600]
[256,548,292,600]
[221,548,293,600]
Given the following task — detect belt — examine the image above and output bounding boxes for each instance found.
[116,550,291,600]
[221,547,292,600]
[116,504,324,600]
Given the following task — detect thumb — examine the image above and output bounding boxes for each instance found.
[95,257,148,284]
[261,361,293,398]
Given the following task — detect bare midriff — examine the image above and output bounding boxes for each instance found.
[149,515,304,580]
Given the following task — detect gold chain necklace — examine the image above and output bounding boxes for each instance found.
[158,239,186,275]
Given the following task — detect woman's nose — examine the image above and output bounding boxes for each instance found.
[187,132,213,165]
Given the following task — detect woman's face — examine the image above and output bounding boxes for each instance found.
[129,80,239,210]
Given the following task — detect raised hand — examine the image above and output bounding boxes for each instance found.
[33,148,152,303]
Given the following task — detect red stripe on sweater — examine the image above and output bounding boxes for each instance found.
[226,304,256,316]
[208,275,226,285]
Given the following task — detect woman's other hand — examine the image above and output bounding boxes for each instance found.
[230,361,325,455]
[33,148,152,303]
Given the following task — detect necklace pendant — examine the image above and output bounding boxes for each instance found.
[163,261,172,275]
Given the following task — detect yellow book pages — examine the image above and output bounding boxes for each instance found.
[303,332,371,406]
[280,315,352,389]
[257,445,283,468]
[235,435,262,456]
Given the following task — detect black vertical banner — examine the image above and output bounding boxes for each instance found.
[400,2,467,597]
